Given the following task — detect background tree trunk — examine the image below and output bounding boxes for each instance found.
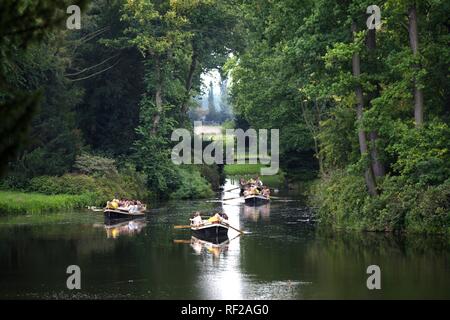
[366,29,385,178]
[151,56,163,134]
[352,23,378,196]
[408,5,424,127]
[181,50,198,115]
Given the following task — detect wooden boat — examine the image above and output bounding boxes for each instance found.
[244,194,270,206]
[190,221,229,240]
[104,207,145,221]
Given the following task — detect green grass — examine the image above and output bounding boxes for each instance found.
[224,163,266,175]
[225,164,286,187]
[0,191,95,215]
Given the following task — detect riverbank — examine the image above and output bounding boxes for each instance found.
[309,172,450,235]
[0,191,95,215]
[0,162,218,214]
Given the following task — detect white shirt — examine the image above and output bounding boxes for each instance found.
[192,216,203,226]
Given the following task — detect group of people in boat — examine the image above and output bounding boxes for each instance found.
[240,176,271,198]
[190,211,229,227]
[106,198,145,213]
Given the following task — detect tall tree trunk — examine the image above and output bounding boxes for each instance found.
[366,29,385,178]
[368,131,385,177]
[408,5,424,127]
[181,50,198,115]
[314,100,324,175]
[352,23,378,196]
[300,100,324,175]
[151,56,163,134]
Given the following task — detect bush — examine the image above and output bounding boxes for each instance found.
[27,170,150,206]
[310,171,450,234]
[28,175,98,195]
[310,170,368,230]
[170,167,214,200]
[405,179,450,234]
[74,153,118,176]
[385,120,450,185]
[199,164,224,191]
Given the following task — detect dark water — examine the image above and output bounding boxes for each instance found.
[0,181,449,299]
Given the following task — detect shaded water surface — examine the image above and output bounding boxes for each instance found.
[0,181,449,299]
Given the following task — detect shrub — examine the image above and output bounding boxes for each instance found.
[73,153,118,176]
[310,170,368,230]
[27,170,150,206]
[310,171,450,234]
[170,167,214,199]
[199,164,224,191]
[405,179,450,234]
[386,120,450,185]
[28,174,97,195]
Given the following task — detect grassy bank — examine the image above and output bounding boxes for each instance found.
[224,164,285,187]
[0,167,217,215]
[224,163,265,176]
[0,191,95,215]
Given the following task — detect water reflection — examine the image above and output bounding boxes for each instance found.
[190,236,230,258]
[103,218,146,239]
[241,203,270,222]
[0,180,449,299]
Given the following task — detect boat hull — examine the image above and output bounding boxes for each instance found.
[191,235,229,246]
[104,209,145,223]
[191,223,229,240]
[244,195,270,206]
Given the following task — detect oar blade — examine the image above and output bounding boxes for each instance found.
[173,225,191,229]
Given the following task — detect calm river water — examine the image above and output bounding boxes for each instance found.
[0,180,449,299]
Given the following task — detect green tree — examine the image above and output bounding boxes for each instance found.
[206,81,217,122]
[0,0,87,177]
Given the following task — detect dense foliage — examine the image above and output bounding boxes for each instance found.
[228,0,449,233]
[1,0,241,203]
[1,0,448,232]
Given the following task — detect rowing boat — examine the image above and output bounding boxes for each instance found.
[244,194,270,206]
[104,207,145,221]
[191,221,229,239]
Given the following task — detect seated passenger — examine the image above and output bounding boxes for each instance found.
[255,176,263,188]
[219,213,229,222]
[208,213,222,223]
[191,212,203,226]
[262,187,270,197]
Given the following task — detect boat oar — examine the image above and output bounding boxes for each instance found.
[173,225,191,229]
[88,206,105,212]
[173,239,191,244]
[224,186,241,192]
[223,222,245,234]
[221,196,241,201]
